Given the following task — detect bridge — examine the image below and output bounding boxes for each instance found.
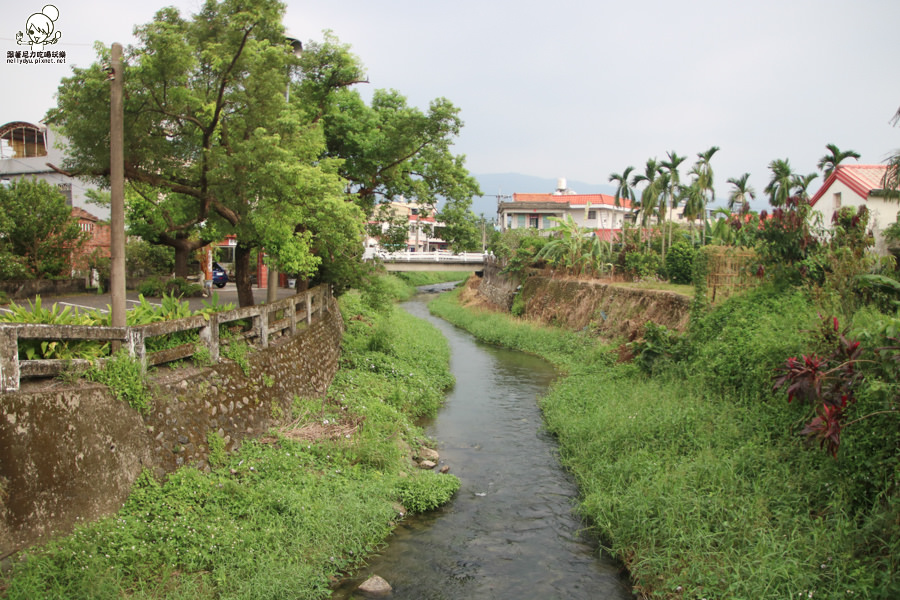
[364,250,486,272]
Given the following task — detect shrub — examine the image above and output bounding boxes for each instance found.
[624,250,662,280]
[85,351,152,414]
[126,240,175,278]
[397,471,460,513]
[138,276,203,298]
[664,241,695,284]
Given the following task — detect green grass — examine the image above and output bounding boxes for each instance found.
[1,287,458,599]
[429,286,899,600]
[609,280,694,296]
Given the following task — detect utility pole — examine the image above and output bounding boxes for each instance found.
[109,42,126,344]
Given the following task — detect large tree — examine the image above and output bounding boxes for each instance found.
[0,178,86,279]
[47,0,361,306]
[319,87,481,216]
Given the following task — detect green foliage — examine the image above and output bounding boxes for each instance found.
[397,471,460,513]
[0,178,87,279]
[85,351,152,414]
[137,276,203,298]
[629,322,685,375]
[0,297,108,359]
[206,431,227,468]
[126,239,175,278]
[495,229,549,276]
[664,240,695,284]
[623,250,662,280]
[222,338,252,377]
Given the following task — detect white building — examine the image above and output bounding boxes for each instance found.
[808,164,898,254]
[497,178,633,241]
[365,201,448,253]
[0,121,109,220]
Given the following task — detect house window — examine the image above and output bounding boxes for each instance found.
[506,214,512,229]
[57,183,72,206]
[587,210,596,221]
[833,192,841,213]
[529,215,539,229]
[517,214,526,228]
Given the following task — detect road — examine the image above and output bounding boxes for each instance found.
[0,282,300,315]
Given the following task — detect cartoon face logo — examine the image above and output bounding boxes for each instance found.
[17,5,62,52]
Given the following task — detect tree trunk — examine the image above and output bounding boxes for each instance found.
[158,233,208,279]
[234,244,256,307]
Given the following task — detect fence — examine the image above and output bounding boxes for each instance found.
[0,285,333,393]
[703,247,758,304]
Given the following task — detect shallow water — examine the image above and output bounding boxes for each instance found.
[333,287,630,599]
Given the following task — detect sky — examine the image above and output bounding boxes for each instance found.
[2,0,899,210]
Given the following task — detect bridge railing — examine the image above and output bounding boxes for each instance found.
[364,250,486,263]
[0,285,332,393]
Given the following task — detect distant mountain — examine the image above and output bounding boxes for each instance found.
[467,173,617,218]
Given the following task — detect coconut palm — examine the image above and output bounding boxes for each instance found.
[727,173,755,213]
[817,143,860,179]
[764,158,795,207]
[693,146,719,245]
[660,151,687,258]
[608,166,636,249]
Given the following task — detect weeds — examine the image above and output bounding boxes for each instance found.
[84,351,152,414]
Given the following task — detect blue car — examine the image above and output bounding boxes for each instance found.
[212,262,228,288]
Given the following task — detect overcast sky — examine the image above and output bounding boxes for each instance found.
[3,0,899,209]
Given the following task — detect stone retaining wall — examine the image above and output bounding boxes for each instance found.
[0,296,344,556]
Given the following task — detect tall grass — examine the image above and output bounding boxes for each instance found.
[430,285,899,599]
[1,290,458,599]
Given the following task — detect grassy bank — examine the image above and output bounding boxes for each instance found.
[429,285,899,599]
[1,290,459,599]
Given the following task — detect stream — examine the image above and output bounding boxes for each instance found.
[333,284,631,599]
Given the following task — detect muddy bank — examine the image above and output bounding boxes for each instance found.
[468,270,691,342]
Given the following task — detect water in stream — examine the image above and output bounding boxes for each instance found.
[333,286,631,599]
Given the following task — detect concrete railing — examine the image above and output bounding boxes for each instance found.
[364,250,486,263]
[0,285,332,393]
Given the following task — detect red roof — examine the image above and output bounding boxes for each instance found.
[512,193,632,209]
[592,228,623,242]
[809,164,890,207]
[71,207,99,222]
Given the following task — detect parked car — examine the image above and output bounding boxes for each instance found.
[212,262,228,288]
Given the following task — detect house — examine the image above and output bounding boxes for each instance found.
[808,164,899,254]
[497,178,633,240]
[365,201,448,253]
[0,121,110,221]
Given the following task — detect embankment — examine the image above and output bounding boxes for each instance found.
[470,263,691,341]
[0,297,343,556]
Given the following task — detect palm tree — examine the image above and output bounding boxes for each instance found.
[764,158,795,207]
[694,146,719,245]
[608,166,636,249]
[726,173,756,213]
[817,143,860,179]
[660,150,687,258]
[681,175,705,245]
[791,172,819,200]
[631,158,662,248]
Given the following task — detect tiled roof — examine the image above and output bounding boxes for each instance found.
[71,207,98,222]
[809,164,890,207]
[512,193,632,209]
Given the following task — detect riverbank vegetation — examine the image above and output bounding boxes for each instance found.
[430,281,899,599]
[1,286,458,599]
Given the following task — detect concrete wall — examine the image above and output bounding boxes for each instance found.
[0,278,85,299]
[0,296,343,556]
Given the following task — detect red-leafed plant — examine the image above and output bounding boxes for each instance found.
[773,315,863,456]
